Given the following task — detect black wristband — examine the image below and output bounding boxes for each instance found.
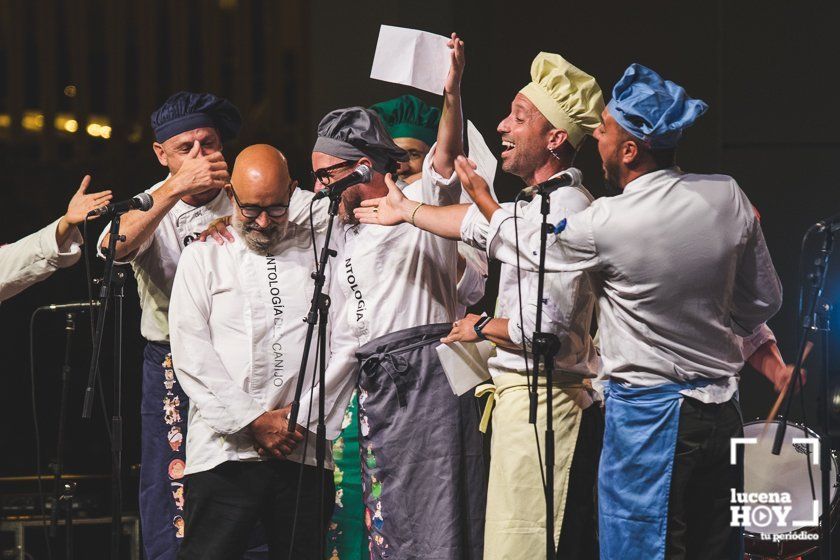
[474,315,493,341]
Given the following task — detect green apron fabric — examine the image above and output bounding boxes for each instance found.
[326,390,366,560]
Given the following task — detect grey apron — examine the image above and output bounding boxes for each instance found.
[356,323,486,560]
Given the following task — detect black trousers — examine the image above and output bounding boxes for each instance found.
[557,403,605,560]
[177,460,335,560]
[666,397,743,560]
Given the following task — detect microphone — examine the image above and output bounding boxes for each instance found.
[37,300,101,312]
[313,164,373,200]
[88,192,154,217]
[814,211,840,233]
[519,168,582,198]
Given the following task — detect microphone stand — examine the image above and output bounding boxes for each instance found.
[772,224,833,559]
[530,184,561,560]
[81,212,126,560]
[50,311,76,559]
[288,192,340,560]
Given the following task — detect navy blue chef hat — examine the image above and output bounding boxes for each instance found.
[151,91,242,144]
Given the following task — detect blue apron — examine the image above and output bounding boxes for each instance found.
[598,380,699,560]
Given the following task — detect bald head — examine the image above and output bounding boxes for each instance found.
[230,144,293,204]
[228,144,297,252]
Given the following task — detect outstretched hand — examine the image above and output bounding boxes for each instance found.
[354,173,413,226]
[64,175,113,224]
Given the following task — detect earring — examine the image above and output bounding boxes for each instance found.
[548,147,563,162]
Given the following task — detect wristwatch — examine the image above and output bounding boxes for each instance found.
[473,315,493,341]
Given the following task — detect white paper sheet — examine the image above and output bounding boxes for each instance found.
[436,340,494,396]
[466,120,499,202]
[370,25,451,95]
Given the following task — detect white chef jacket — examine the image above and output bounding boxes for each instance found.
[98,180,317,343]
[455,241,488,318]
[169,224,356,475]
[461,170,599,396]
[0,218,83,303]
[335,145,462,345]
[319,146,462,394]
[455,179,490,318]
[484,167,783,404]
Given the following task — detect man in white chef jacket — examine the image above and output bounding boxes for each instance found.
[169,145,356,560]
[309,34,486,559]
[355,51,606,560]
[452,64,783,559]
[98,92,281,559]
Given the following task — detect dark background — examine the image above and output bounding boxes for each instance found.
[1,0,839,534]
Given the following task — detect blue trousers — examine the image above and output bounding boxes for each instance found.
[141,342,268,560]
[140,342,190,560]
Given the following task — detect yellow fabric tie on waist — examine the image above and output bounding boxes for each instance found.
[475,383,497,433]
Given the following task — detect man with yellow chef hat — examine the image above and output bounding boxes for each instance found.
[354,51,606,559]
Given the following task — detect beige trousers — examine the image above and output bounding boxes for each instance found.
[477,372,589,560]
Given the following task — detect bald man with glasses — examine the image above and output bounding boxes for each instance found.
[169,144,356,559]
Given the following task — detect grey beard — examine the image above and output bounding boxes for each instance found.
[233,221,284,254]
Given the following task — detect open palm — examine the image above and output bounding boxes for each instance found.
[355,173,413,226]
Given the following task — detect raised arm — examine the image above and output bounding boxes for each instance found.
[432,33,466,178]
[101,141,229,260]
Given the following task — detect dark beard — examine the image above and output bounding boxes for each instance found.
[602,159,623,195]
[340,187,363,226]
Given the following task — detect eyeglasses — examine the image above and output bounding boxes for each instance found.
[311,160,355,186]
[229,184,290,219]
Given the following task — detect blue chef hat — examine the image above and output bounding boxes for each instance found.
[606,64,708,149]
[151,91,242,144]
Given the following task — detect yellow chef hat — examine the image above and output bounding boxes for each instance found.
[519,52,605,148]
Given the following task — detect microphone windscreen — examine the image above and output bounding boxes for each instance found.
[136,192,154,211]
[356,164,373,183]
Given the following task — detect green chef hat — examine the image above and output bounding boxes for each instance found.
[369,94,441,148]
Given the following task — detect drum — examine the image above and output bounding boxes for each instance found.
[742,420,838,559]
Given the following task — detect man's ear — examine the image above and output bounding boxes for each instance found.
[357,157,373,170]
[546,129,570,152]
[152,142,168,167]
[224,183,234,200]
[621,139,640,166]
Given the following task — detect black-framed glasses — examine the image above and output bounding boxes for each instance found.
[311,160,355,186]
[229,184,290,219]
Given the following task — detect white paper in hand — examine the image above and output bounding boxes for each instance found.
[436,340,494,396]
[466,120,499,202]
[370,25,451,95]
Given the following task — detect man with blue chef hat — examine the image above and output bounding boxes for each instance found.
[452,63,783,559]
